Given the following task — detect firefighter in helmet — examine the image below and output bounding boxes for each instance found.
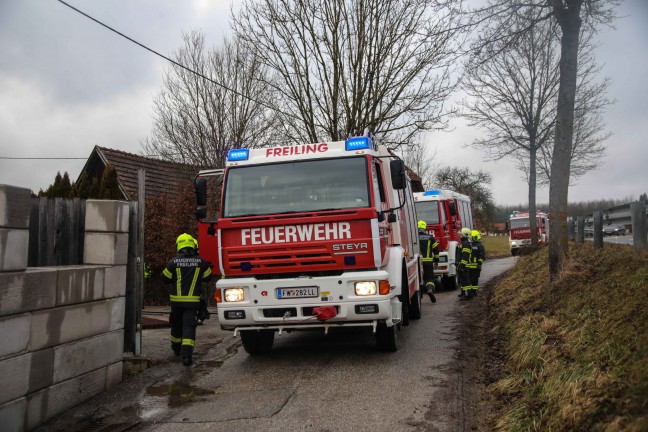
[162,233,213,366]
[457,227,474,300]
[418,220,440,303]
[468,230,486,295]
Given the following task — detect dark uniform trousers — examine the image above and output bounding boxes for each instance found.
[170,306,198,356]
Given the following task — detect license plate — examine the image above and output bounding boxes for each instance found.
[276,287,319,299]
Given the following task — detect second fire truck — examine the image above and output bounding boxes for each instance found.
[194,136,423,354]
[413,189,474,290]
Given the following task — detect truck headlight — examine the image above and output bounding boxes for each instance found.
[354,281,377,296]
[224,287,245,302]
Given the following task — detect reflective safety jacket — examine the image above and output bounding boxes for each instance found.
[458,237,472,269]
[162,249,213,307]
[468,240,486,269]
[418,228,440,263]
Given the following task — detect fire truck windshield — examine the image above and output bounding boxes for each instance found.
[415,201,441,224]
[222,157,370,217]
[510,218,530,229]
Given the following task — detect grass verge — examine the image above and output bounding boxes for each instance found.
[482,235,511,258]
[484,243,648,431]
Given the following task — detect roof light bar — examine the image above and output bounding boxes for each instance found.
[345,136,373,151]
[227,148,249,162]
[423,189,441,196]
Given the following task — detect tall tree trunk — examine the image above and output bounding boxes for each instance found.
[548,1,582,280]
[529,139,538,244]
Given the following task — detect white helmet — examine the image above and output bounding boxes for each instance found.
[461,228,472,238]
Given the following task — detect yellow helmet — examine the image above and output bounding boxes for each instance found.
[461,228,472,238]
[418,220,427,230]
[471,230,481,241]
[176,233,197,252]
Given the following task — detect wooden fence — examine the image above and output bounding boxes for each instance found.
[28,197,86,267]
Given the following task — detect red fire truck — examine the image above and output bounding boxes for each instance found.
[194,136,422,354]
[413,189,473,290]
[507,210,549,255]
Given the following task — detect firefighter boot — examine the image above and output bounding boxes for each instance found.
[171,342,181,357]
[458,290,466,298]
[460,289,473,301]
[426,282,436,303]
[181,346,193,366]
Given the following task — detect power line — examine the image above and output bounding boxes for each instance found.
[0,157,87,160]
[56,0,287,116]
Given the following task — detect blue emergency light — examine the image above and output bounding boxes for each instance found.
[423,189,442,196]
[227,148,249,162]
[345,136,373,151]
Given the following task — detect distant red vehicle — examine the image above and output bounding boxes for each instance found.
[507,211,548,255]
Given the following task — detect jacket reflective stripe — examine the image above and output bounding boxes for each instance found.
[203,267,212,278]
[188,268,200,298]
[175,268,182,297]
[163,268,173,279]
[170,295,200,302]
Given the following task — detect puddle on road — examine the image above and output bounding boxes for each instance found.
[146,382,217,408]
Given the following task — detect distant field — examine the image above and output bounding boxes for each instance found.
[481,235,510,258]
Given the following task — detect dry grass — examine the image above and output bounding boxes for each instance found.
[485,243,648,432]
[482,235,511,258]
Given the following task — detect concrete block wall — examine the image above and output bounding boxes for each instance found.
[0,190,130,432]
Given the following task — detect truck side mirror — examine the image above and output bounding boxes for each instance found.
[448,201,457,216]
[195,177,207,207]
[389,160,406,190]
[195,207,207,220]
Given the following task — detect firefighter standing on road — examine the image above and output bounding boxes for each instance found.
[162,233,213,366]
[418,220,440,303]
[468,230,486,295]
[457,228,474,300]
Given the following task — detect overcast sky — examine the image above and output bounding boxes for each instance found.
[0,0,646,206]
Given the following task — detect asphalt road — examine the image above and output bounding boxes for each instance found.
[37,257,517,432]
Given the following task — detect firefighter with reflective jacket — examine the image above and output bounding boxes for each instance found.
[162,233,213,366]
[418,220,440,303]
[457,228,474,300]
[468,230,486,295]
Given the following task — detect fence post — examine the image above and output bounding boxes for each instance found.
[631,201,647,253]
[576,216,585,243]
[568,218,575,241]
[593,210,603,249]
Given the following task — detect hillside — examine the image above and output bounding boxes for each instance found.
[468,243,648,431]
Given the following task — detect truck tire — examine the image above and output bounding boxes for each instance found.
[376,321,398,352]
[240,329,274,355]
[400,266,410,327]
[442,274,458,290]
[409,286,422,320]
[511,248,519,256]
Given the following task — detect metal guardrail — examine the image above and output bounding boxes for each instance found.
[569,201,648,253]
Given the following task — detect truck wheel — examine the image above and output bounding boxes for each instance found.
[409,287,422,320]
[400,268,410,327]
[376,322,398,352]
[511,248,519,256]
[240,329,274,355]
[442,274,458,290]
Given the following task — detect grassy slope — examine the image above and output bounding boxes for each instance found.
[486,243,648,431]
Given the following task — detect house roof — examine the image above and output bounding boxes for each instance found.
[77,146,200,201]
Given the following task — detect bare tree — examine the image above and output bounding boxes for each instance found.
[468,0,619,279]
[461,15,611,245]
[435,166,497,229]
[397,141,440,190]
[232,0,466,149]
[144,32,278,168]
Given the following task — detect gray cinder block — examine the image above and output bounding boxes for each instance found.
[52,330,123,383]
[0,397,26,432]
[55,266,105,306]
[26,367,106,430]
[0,268,57,317]
[83,233,128,265]
[0,229,29,272]
[109,297,125,331]
[84,200,129,233]
[30,300,111,351]
[0,353,31,405]
[104,265,127,297]
[105,361,123,389]
[0,313,30,359]
[0,185,31,229]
